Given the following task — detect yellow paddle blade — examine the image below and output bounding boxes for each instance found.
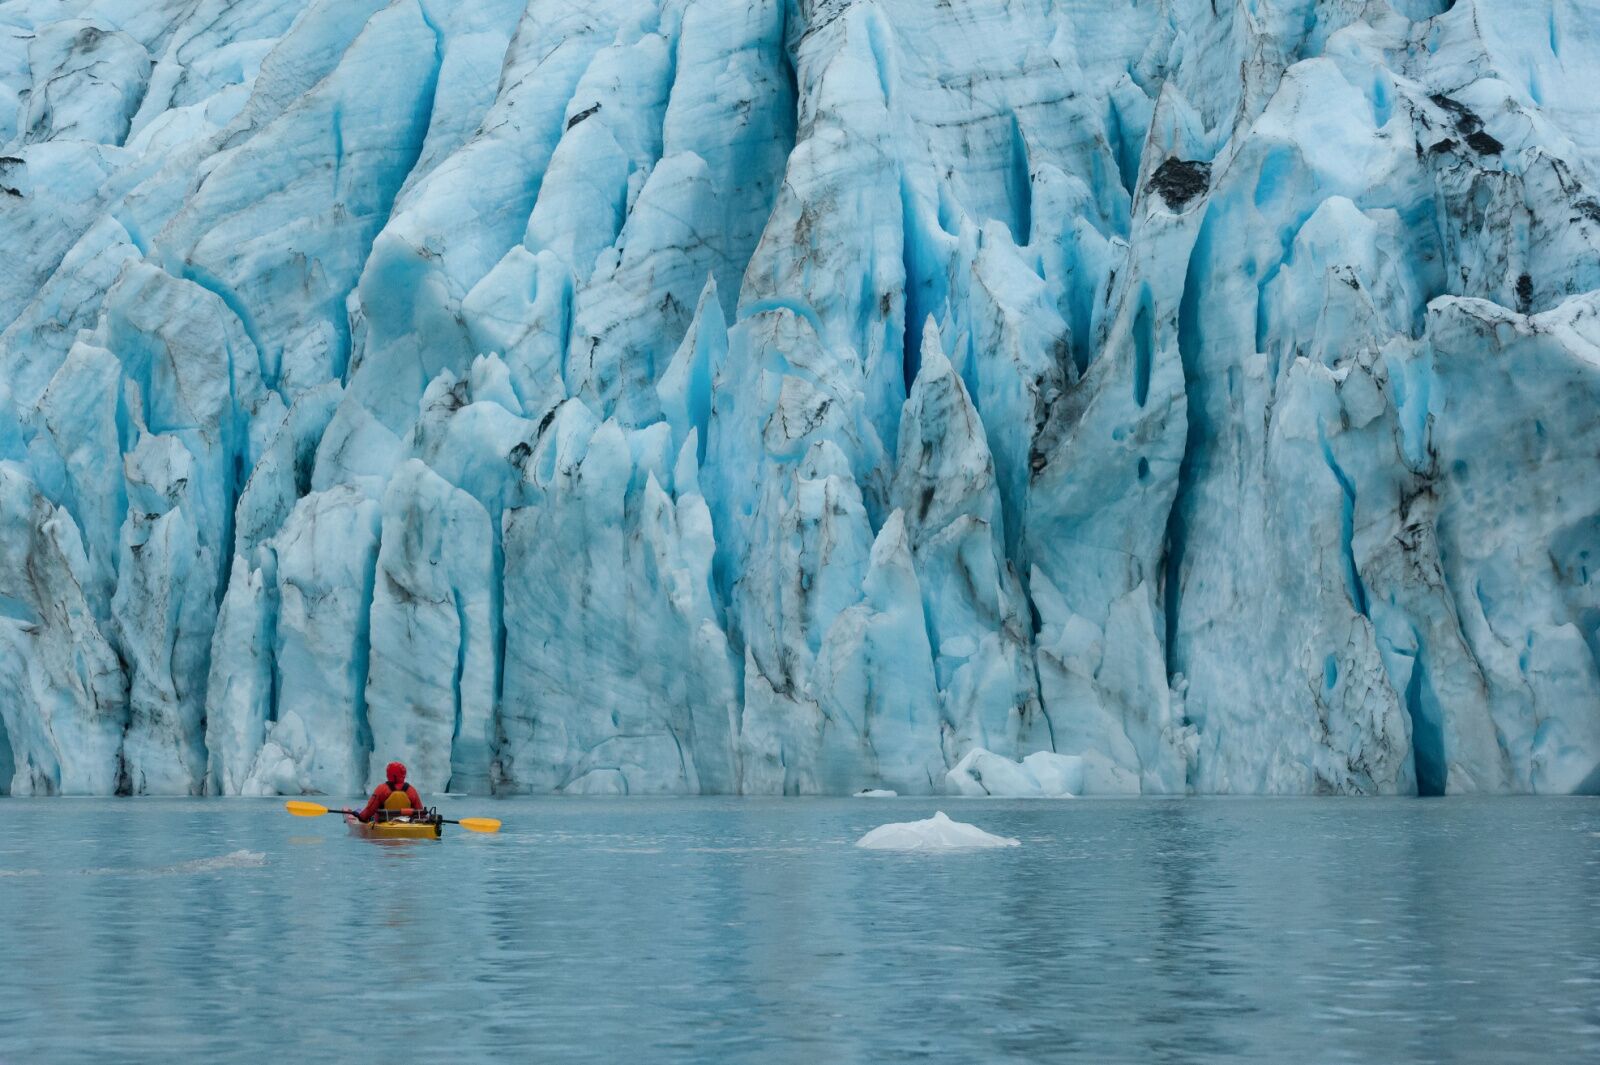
[285,800,331,817]
[456,817,501,834]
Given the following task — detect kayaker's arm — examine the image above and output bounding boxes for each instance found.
[356,788,386,823]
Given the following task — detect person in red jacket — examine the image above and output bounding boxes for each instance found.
[358,761,423,822]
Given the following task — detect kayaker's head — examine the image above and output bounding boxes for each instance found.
[386,761,407,787]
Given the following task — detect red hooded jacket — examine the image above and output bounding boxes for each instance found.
[359,762,422,821]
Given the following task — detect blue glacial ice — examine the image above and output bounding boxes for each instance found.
[2,0,1599,796]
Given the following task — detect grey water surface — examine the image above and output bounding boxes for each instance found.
[1,797,1596,1064]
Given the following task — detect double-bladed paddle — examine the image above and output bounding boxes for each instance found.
[284,799,502,834]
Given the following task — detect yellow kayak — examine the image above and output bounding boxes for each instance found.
[344,814,443,840]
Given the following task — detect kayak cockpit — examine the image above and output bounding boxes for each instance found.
[344,813,443,840]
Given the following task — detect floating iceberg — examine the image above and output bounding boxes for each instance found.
[855,812,1020,851]
[1,0,1598,797]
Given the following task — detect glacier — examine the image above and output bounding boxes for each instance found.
[2,0,1599,797]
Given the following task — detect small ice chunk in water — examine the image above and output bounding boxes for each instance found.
[855,811,1020,851]
[855,788,897,798]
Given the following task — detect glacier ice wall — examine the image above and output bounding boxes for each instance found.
[2,0,1599,796]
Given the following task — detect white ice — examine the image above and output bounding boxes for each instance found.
[945,749,1084,798]
[855,811,1020,851]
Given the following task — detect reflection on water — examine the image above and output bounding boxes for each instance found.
[0,797,1596,1063]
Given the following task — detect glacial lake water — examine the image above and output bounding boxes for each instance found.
[1,797,1597,1064]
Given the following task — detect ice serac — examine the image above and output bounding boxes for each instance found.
[19,21,150,148]
[366,459,495,795]
[247,486,381,796]
[499,408,739,794]
[891,334,1040,766]
[567,0,796,427]
[1023,156,1201,795]
[97,260,268,794]
[2,0,1599,796]
[204,552,276,797]
[1387,295,1600,793]
[0,465,127,796]
[154,0,442,398]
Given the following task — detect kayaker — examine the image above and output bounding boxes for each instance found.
[358,761,424,822]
